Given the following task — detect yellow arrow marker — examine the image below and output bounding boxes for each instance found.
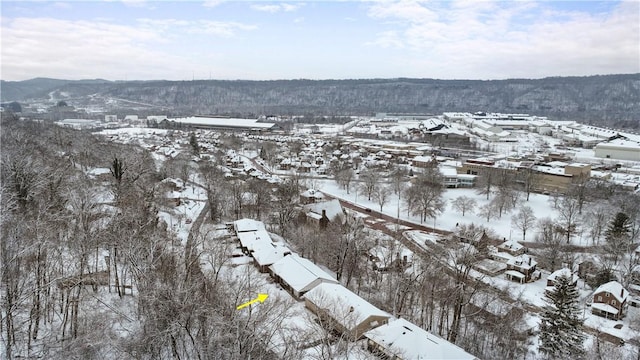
[236,293,269,310]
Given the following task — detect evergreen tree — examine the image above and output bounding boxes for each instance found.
[189,132,200,156]
[539,274,586,359]
[606,212,631,240]
[605,212,632,263]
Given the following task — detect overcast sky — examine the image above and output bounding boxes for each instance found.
[1,0,638,81]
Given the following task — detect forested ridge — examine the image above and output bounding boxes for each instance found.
[2,74,639,126]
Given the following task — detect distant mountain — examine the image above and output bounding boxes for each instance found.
[2,74,639,126]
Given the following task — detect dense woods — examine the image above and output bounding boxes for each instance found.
[2,74,640,126]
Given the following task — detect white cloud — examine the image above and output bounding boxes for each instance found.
[280,3,301,12]
[137,18,256,37]
[366,0,640,78]
[0,17,199,80]
[251,3,302,13]
[251,4,280,13]
[195,21,257,36]
[121,0,152,8]
[368,0,439,24]
[202,0,225,8]
[53,2,72,9]
[366,30,404,48]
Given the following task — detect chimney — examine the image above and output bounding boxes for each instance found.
[528,257,532,265]
[622,288,624,298]
[322,209,327,218]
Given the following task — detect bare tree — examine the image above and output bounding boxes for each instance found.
[555,196,581,243]
[511,206,537,241]
[517,166,540,201]
[477,203,498,222]
[492,172,520,218]
[273,179,301,235]
[475,168,497,200]
[584,203,611,245]
[389,167,408,195]
[358,169,378,201]
[535,217,566,271]
[246,178,272,220]
[335,168,354,194]
[373,184,392,211]
[452,196,477,216]
[404,169,446,223]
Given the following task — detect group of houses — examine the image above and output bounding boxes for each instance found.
[229,218,477,359]
[469,236,633,321]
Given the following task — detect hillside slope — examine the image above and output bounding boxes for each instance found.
[3,74,639,124]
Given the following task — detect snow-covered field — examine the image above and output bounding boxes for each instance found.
[315,179,567,244]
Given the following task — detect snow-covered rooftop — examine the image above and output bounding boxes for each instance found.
[363,318,477,360]
[269,254,337,294]
[251,242,291,266]
[498,240,524,252]
[304,282,390,329]
[507,255,537,269]
[234,218,266,233]
[594,281,628,303]
[169,116,275,129]
[547,268,578,284]
[303,199,344,223]
[237,229,272,252]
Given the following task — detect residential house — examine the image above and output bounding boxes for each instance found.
[578,259,598,282]
[592,281,628,320]
[412,155,436,168]
[473,258,508,277]
[506,255,539,283]
[627,284,640,308]
[299,161,312,173]
[236,229,272,255]
[233,218,266,234]
[279,158,292,170]
[251,242,291,272]
[466,292,530,334]
[368,245,413,272]
[364,318,478,360]
[304,282,390,340]
[302,199,346,227]
[497,240,526,256]
[269,254,338,299]
[300,189,325,204]
[546,268,579,288]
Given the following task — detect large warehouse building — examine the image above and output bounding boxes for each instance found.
[165,116,275,131]
[594,139,640,161]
